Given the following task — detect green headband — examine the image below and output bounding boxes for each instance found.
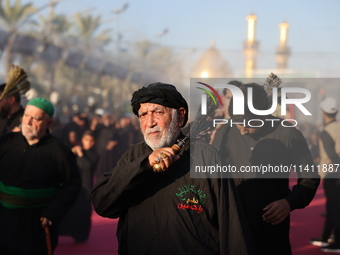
[27,98,54,118]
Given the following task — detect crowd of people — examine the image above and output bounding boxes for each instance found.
[50,111,144,178]
[0,78,339,254]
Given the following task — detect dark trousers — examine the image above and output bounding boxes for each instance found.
[321,176,340,246]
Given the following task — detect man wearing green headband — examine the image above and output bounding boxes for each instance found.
[0,97,81,254]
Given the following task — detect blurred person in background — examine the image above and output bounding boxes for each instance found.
[59,130,99,243]
[61,112,89,148]
[130,114,144,143]
[0,83,24,136]
[308,132,320,165]
[213,83,320,255]
[68,113,90,147]
[92,113,119,178]
[310,97,340,253]
[112,116,135,167]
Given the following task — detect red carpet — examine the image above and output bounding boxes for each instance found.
[55,215,119,255]
[55,180,328,255]
[290,179,327,255]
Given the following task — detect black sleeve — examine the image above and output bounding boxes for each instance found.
[284,129,320,210]
[320,130,340,164]
[42,146,81,225]
[91,144,155,218]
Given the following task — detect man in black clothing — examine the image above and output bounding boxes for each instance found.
[0,97,81,255]
[213,83,320,255]
[0,83,24,136]
[310,97,340,252]
[63,113,89,148]
[92,113,119,177]
[92,82,252,255]
[59,130,99,243]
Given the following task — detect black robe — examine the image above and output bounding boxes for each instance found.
[92,137,252,255]
[213,116,320,255]
[59,148,99,242]
[94,123,118,176]
[0,132,81,255]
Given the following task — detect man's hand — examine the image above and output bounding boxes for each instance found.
[262,199,291,225]
[40,217,52,228]
[106,140,118,151]
[11,126,21,132]
[148,147,180,172]
[71,145,83,157]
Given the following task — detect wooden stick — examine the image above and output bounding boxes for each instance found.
[40,217,53,255]
[43,225,53,255]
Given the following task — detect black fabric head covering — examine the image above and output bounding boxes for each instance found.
[131,82,188,127]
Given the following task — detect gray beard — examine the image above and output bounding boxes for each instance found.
[143,109,180,150]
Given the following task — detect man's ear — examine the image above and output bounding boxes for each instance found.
[177,107,186,127]
[46,117,53,129]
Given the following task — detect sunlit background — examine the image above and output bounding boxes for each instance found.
[0,0,339,118]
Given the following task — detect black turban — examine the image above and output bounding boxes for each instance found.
[131,82,188,127]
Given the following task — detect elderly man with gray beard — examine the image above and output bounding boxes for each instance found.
[92,82,252,255]
[0,97,81,254]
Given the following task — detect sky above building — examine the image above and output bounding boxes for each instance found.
[26,0,339,51]
[17,0,340,77]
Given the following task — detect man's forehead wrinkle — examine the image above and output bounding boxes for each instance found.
[139,104,169,113]
[24,107,45,118]
[24,112,44,119]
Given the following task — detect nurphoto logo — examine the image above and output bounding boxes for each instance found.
[196,82,312,128]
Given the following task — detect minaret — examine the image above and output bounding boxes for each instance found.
[243,13,259,78]
[275,21,290,70]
